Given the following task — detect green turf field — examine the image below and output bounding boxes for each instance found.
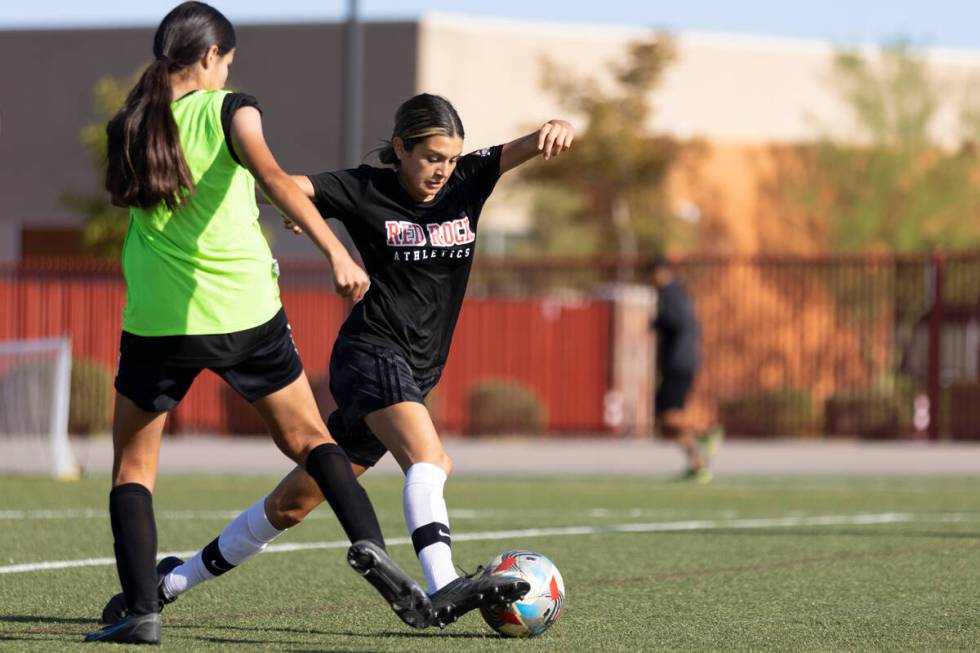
[1,475,978,651]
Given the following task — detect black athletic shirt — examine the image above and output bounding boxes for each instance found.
[308,145,503,374]
[652,280,701,375]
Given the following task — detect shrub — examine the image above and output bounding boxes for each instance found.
[824,389,910,439]
[717,387,816,436]
[468,379,546,435]
[69,358,113,435]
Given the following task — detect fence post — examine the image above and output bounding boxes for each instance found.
[601,283,657,436]
[926,252,945,441]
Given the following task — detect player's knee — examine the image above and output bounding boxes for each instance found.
[264,493,314,529]
[272,505,307,529]
[282,426,335,464]
[436,452,453,476]
[111,457,156,489]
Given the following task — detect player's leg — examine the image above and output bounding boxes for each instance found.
[364,401,454,590]
[86,357,199,644]
[659,408,705,470]
[325,339,459,595]
[107,456,356,624]
[220,326,431,626]
[364,402,530,627]
[656,371,710,481]
[249,372,388,544]
[155,408,370,608]
[252,375,433,628]
[197,312,388,550]
[116,370,336,615]
[151,465,321,608]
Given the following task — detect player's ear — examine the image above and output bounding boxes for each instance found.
[393,137,407,162]
[200,44,219,69]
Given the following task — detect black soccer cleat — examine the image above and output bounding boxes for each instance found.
[84,611,161,645]
[101,556,184,625]
[347,540,434,629]
[429,569,531,629]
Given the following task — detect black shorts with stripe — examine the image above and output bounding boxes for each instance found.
[114,308,303,413]
[326,335,441,468]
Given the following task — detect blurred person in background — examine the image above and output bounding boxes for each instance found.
[646,256,723,482]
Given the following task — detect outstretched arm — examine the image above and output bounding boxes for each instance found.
[500,120,574,174]
[230,107,369,301]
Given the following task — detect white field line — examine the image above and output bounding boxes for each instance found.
[0,509,515,521]
[0,512,972,575]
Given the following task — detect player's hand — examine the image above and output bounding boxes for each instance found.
[282,216,303,235]
[331,253,370,302]
[537,120,574,160]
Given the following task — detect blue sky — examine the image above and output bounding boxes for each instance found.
[2,1,979,51]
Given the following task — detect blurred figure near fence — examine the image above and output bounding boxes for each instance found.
[647,256,723,482]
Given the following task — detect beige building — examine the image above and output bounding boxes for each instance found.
[3,13,980,260]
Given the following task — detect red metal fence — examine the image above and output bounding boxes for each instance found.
[3,253,979,439]
[0,259,614,436]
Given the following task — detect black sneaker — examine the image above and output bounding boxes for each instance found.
[84,611,161,645]
[101,556,184,625]
[347,540,434,629]
[429,569,531,628]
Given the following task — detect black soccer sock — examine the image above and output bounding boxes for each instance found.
[109,483,160,616]
[305,443,385,548]
[201,537,236,577]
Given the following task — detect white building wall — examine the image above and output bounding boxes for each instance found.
[418,13,980,146]
[416,14,980,238]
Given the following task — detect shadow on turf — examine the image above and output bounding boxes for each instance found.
[198,635,308,646]
[317,630,494,640]
[173,622,492,641]
[0,614,93,625]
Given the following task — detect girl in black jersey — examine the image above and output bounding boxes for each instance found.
[110,93,574,628]
[86,3,430,644]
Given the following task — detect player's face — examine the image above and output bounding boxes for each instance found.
[652,267,673,289]
[396,135,464,201]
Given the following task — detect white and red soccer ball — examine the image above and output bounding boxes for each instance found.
[479,550,565,638]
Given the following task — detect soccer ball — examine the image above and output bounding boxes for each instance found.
[479,550,565,638]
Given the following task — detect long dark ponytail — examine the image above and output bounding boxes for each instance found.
[106,2,235,210]
[377,94,465,166]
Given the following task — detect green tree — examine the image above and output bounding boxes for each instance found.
[60,72,136,258]
[516,36,692,264]
[768,44,980,252]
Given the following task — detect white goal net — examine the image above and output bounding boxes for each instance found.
[0,338,78,479]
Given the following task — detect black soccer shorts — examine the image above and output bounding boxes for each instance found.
[655,370,695,415]
[114,308,304,413]
[326,335,441,468]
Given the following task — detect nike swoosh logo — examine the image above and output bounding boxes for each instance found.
[209,559,230,572]
[438,530,451,538]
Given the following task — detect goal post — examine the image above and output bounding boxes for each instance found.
[0,337,78,479]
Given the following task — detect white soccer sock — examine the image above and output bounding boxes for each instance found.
[161,498,285,600]
[218,497,284,565]
[403,462,458,593]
